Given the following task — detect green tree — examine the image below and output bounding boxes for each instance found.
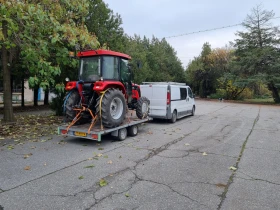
[0,0,99,122]
[86,0,126,51]
[233,5,280,103]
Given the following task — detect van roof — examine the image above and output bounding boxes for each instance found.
[142,82,187,86]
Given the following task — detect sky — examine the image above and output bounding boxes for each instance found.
[103,0,280,68]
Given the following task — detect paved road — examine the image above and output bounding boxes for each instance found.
[0,100,279,210]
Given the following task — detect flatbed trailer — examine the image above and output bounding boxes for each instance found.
[58,111,151,141]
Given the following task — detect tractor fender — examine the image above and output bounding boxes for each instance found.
[93,81,126,95]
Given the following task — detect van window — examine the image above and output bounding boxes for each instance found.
[180,88,187,100]
[188,88,193,98]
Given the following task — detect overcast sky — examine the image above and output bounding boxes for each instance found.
[103,0,280,67]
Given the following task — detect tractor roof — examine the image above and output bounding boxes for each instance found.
[77,49,131,60]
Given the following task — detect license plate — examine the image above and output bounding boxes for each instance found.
[75,131,87,137]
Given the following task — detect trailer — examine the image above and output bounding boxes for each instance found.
[58,111,151,141]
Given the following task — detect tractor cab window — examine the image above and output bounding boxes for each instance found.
[102,56,119,80]
[120,59,131,83]
[79,57,100,81]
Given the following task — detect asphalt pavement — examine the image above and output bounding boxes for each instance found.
[0,100,279,210]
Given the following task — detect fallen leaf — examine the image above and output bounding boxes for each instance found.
[97,153,103,157]
[41,140,47,142]
[119,155,122,159]
[23,153,33,159]
[84,164,95,168]
[107,160,113,164]
[184,143,190,146]
[44,163,47,166]
[202,152,208,156]
[24,166,31,170]
[229,166,237,171]
[103,155,108,158]
[78,176,84,180]
[7,145,14,150]
[30,146,36,149]
[216,183,227,188]
[99,179,107,187]
[125,193,130,197]
[87,157,93,160]
[98,148,104,150]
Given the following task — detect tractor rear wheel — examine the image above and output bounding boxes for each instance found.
[136,97,150,119]
[64,89,80,122]
[96,89,126,128]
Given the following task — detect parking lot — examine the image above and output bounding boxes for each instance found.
[0,100,280,210]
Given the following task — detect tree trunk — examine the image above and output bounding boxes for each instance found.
[33,87,38,106]
[268,83,280,103]
[21,77,25,107]
[1,20,15,122]
[44,89,49,105]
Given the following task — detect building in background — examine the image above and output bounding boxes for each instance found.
[0,80,55,104]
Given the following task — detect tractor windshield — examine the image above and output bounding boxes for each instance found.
[79,57,101,81]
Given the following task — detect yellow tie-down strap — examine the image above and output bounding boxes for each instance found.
[99,89,110,130]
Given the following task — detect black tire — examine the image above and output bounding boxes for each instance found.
[127,125,138,137]
[191,106,195,116]
[136,97,150,119]
[118,128,127,141]
[170,110,177,123]
[96,89,126,128]
[64,89,80,121]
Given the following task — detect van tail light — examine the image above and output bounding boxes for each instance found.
[167,91,170,105]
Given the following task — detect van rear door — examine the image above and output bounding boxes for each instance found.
[140,85,167,117]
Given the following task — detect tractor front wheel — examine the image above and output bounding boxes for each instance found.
[96,89,126,128]
[136,97,150,119]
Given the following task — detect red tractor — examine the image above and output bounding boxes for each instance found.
[63,49,150,128]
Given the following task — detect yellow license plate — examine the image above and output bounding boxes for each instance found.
[75,131,87,137]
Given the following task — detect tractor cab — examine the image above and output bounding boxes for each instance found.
[78,50,132,84]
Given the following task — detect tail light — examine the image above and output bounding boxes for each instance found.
[167,90,170,105]
[61,129,68,135]
[65,81,77,91]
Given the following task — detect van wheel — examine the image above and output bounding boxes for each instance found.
[170,110,177,123]
[191,106,195,116]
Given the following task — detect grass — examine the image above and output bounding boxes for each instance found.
[243,98,274,103]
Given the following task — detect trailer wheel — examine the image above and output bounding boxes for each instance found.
[128,125,138,137]
[136,97,150,119]
[118,128,127,141]
[96,89,126,128]
[170,110,177,123]
[64,89,80,122]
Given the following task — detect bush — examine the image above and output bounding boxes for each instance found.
[238,88,253,100]
[50,91,66,116]
[209,89,226,99]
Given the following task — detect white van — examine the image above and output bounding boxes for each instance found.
[140,82,195,123]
